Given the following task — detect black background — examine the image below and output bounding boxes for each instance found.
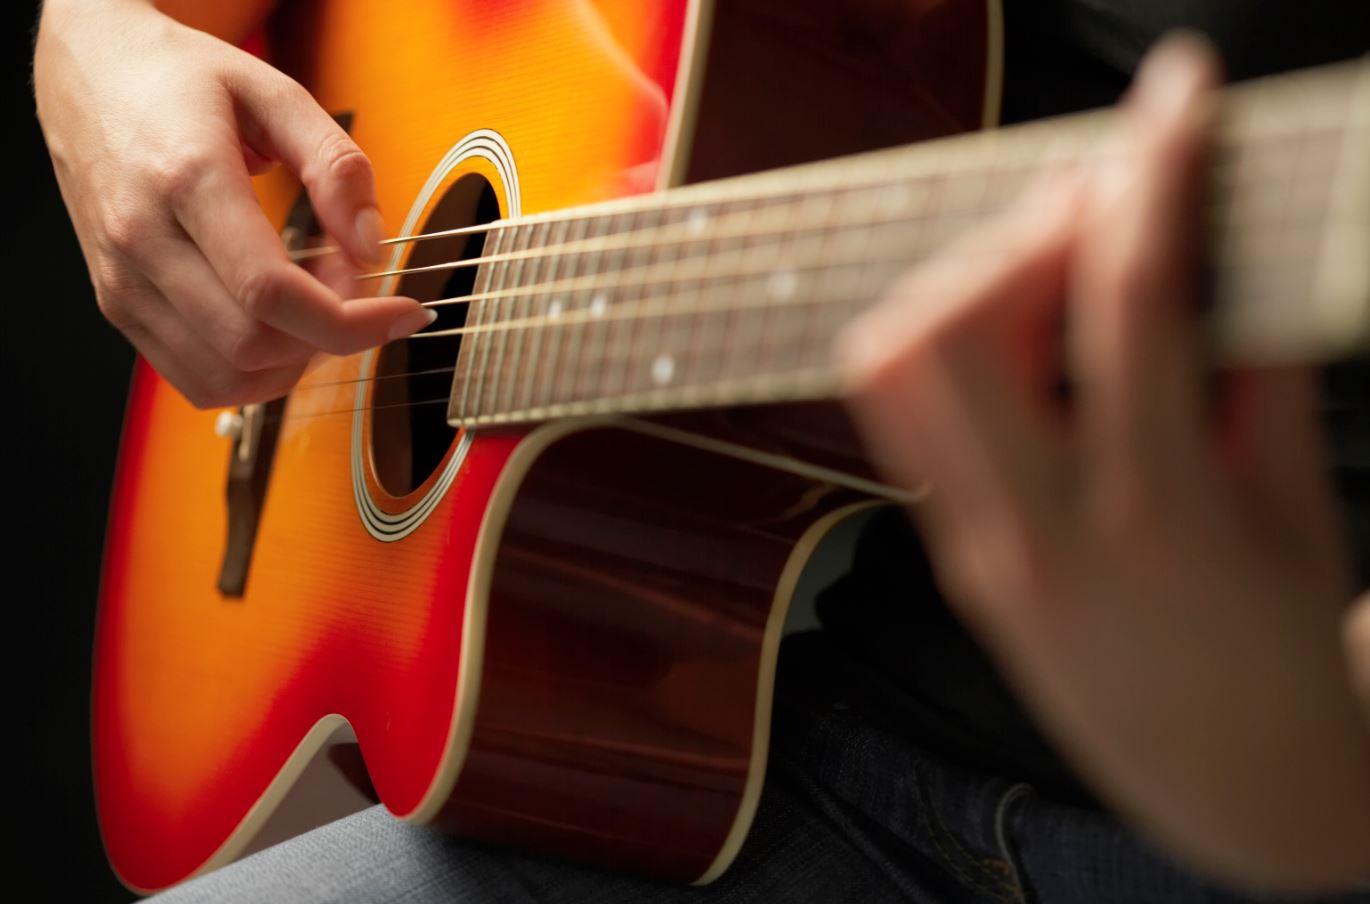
[8,1,1366,901]
[10,0,135,898]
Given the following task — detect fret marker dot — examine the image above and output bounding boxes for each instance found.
[547,298,563,318]
[767,267,799,301]
[590,293,608,317]
[651,353,675,386]
[685,208,709,236]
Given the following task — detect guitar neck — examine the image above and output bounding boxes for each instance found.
[446,57,1370,428]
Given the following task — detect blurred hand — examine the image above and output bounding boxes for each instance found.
[33,0,434,408]
[839,34,1370,891]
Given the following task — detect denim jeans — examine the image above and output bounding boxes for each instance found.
[153,631,1368,903]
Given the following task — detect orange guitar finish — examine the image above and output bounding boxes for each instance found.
[93,0,993,893]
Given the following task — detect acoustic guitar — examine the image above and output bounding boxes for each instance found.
[92,0,1370,892]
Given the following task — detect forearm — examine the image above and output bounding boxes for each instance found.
[1025,595,1370,893]
[40,0,278,46]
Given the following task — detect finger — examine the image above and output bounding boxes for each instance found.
[171,159,434,356]
[1071,33,1220,495]
[308,238,365,299]
[839,173,1082,500]
[1221,365,1348,571]
[115,277,309,409]
[1345,592,1370,723]
[838,177,1082,609]
[230,68,384,265]
[138,233,315,371]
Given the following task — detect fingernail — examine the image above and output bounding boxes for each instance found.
[355,206,385,264]
[388,306,438,342]
[1136,33,1214,127]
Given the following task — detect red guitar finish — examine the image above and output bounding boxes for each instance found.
[93,0,995,892]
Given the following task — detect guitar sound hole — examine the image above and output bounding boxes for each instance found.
[371,175,500,497]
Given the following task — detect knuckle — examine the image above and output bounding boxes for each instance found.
[310,131,371,188]
[95,291,135,332]
[271,73,313,110]
[92,266,141,330]
[237,268,287,321]
[101,205,155,257]
[148,146,217,208]
[226,327,269,371]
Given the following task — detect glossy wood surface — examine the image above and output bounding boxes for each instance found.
[435,425,865,879]
[95,1,691,890]
[93,0,990,892]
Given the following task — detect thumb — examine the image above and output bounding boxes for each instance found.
[231,66,385,266]
[1346,592,1370,724]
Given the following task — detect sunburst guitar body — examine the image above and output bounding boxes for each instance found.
[94,0,1000,892]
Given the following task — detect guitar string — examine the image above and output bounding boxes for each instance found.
[262,232,1314,427]
[353,185,979,283]
[263,198,1330,424]
[409,213,1321,340]
[283,99,1354,268]
[282,173,1332,398]
[263,229,1330,423]
[247,71,1358,423]
[292,137,1329,291]
[270,116,1351,408]
[292,127,1348,335]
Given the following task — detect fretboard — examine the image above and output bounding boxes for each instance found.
[445,57,1370,428]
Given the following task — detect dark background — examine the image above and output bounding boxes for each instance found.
[8,1,1365,901]
[10,1,135,899]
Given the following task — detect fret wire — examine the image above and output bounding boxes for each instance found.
[457,229,1327,388]
[728,198,769,388]
[292,62,1364,275]
[641,204,682,401]
[499,221,542,418]
[472,225,520,420]
[293,222,1344,428]
[358,130,1346,292]
[627,206,662,401]
[533,220,565,412]
[575,212,614,405]
[413,214,1336,354]
[410,126,1361,317]
[520,221,564,414]
[561,217,597,406]
[681,202,727,399]
[795,188,860,377]
[602,208,645,401]
[548,217,591,408]
[754,193,799,381]
[453,214,1333,401]
[484,221,529,417]
[674,204,712,401]
[277,63,1370,427]
[448,227,499,417]
[543,216,591,411]
[455,227,500,421]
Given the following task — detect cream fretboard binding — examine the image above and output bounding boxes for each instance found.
[445,57,1370,429]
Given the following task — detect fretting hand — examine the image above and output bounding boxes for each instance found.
[33,0,434,408]
[839,34,1370,891]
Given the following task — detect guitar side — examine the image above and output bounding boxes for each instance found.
[92,0,996,892]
